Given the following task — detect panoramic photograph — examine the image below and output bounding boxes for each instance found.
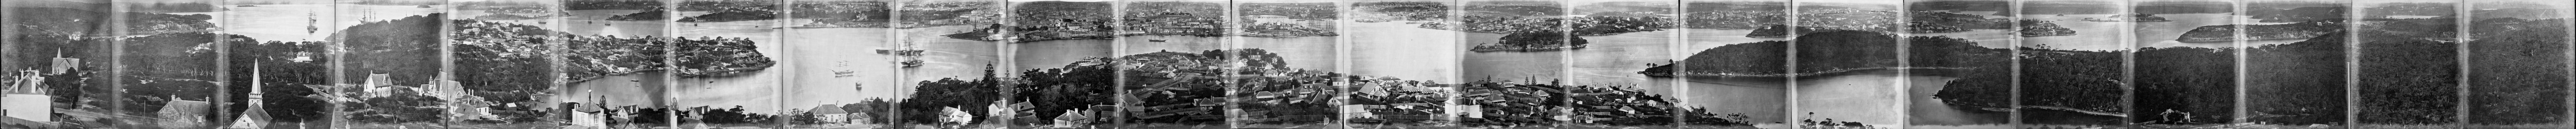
[1342,0,1459,129]
[10,0,2576,129]
[2126,0,2237,129]
[1227,0,1342,129]
[2352,0,2459,129]
[2016,0,2133,128]
[779,0,898,129]
[1903,0,2017,129]
[2462,1,2574,129]
[560,0,680,128]
[1563,0,1682,129]
[1669,0,1790,129]
[2239,0,2351,129]
[669,0,788,128]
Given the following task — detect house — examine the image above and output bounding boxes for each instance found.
[48,50,79,74]
[4,70,53,124]
[159,96,212,129]
[1051,109,1091,128]
[808,104,850,123]
[48,58,78,74]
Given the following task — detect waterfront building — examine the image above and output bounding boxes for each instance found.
[809,104,850,123]
[159,96,212,129]
[3,70,52,124]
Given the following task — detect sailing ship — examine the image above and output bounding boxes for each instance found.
[305,12,318,34]
[880,43,928,68]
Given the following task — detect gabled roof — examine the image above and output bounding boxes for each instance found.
[159,99,211,117]
[224,105,272,129]
[808,104,848,114]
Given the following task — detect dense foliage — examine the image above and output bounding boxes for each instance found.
[2462,18,2570,125]
[566,0,662,10]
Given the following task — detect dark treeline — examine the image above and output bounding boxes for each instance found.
[1244,2,1337,19]
[1791,31,1902,76]
[900,63,1003,126]
[2464,18,2569,125]
[2020,1,2231,15]
[1352,2,1448,22]
[2361,3,2453,18]
[1006,0,1115,42]
[2246,6,2346,23]
[675,0,781,22]
[1681,2,1785,30]
[2020,19,2078,37]
[1462,2,1561,17]
[2130,46,2237,125]
[221,35,337,128]
[1571,1,1674,15]
[1909,36,2016,118]
[608,8,669,21]
[677,0,775,11]
[1007,56,1117,126]
[337,14,447,89]
[2468,9,2568,22]
[895,0,997,28]
[2243,31,2348,125]
[2352,18,2458,125]
[2018,2,2121,15]
[111,32,229,126]
[686,106,778,124]
[1908,0,2010,12]
[674,37,777,78]
[567,0,662,10]
[334,14,454,124]
[346,0,447,6]
[450,19,563,123]
[790,0,890,28]
[125,3,218,12]
[11,7,213,36]
[2176,20,2343,42]
[1909,11,2011,33]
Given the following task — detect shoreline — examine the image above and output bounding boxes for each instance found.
[2176,35,2322,43]
[2020,106,2128,117]
[1650,67,1983,77]
[2021,33,2077,37]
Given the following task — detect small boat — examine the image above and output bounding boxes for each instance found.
[900,59,925,68]
[1149,40,1168,42]
[832,70,859,77]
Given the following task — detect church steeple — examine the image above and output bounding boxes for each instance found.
[225,61,272,129]
[248,61,263,103]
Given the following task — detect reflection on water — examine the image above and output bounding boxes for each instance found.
[1350,22,1462,82]
[901,25,999,96]
[565,9,667,36]
[220,4,426,41]
[783,28,901,107]
[562,71,672,106]
[1796,72,1910,126]
[1015,39,1112,71]
[2024,14,2312,50]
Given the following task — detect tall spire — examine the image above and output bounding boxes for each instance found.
[250,61,264,101]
